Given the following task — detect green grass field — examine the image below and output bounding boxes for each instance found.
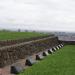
[18,45,75,75]
[0,31,48,40]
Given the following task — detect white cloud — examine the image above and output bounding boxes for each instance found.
[0,0,75,32]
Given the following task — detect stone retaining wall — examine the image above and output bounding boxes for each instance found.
[0,35,51,47]
[0,37,59,67]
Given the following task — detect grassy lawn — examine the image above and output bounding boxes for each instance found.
[19,45,75,75]
[0,31,48,40]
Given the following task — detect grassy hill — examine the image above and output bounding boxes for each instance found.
[0,31,48,40]
[18,45,75,75]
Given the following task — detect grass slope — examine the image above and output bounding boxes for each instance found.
[19,45,75,75]
[0,31,47,40]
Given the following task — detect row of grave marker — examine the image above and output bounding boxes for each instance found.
[11,44,64,74]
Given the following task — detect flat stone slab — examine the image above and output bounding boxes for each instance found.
[36,54,44,60]
[25,57,36,66]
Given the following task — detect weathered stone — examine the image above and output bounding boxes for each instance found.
[52,47,57,51]
[11,64,24,74]
[43,51,49,56]
[36,54,44,60]
[61,44,63,47]
[25,57,36,66]
[56,46,60,50]
[48,48,53,54]
[58,45,62,48]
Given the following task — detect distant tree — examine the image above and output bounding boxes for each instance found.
[25,30,28,32]
[33,30,36,32]
[1,29,11,32]
[18,29,21,32]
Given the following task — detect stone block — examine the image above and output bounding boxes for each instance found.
[25,57,36,66]
[56,46,60,50]
[43,51,49,56]
[60,44,63,47]
[48,48,53,54]
[52,47,57,51]
[58,45,62,48]
[36,54,44,60]
[11,64,24,74]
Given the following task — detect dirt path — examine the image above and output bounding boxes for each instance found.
[0,51,44,75]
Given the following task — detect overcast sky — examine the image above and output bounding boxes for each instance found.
[0,0,75,32]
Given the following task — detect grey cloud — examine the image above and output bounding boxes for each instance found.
[0,0,75,32]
